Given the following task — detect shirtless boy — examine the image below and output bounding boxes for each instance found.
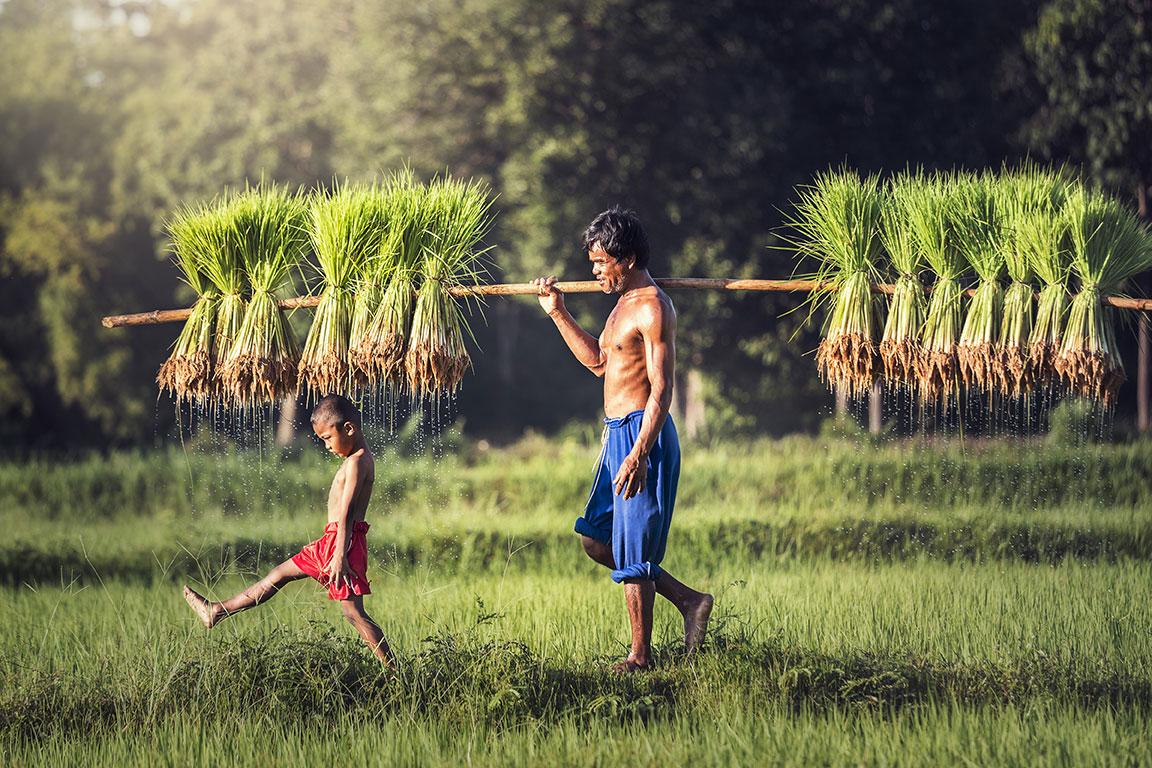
[182,395,394,666]
[533,207,713,673]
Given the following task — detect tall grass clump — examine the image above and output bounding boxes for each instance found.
[910,172,967,402]
[405,175,495,398]
[217,184,310,406]
[1055,187,1152,404]
[359,171,430,389]
[156,201,224,403]
[300,182,388,398]
[790,169,885,398]
[955,173,1006,394]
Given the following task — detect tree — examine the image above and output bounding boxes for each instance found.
[1018,0,1152,430]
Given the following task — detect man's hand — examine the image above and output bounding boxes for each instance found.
[324,557,352,591]
[532,276,566,316]
[613,453,648,500]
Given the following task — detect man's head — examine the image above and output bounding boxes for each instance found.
[310,394,363,457]
[581,207,650,293]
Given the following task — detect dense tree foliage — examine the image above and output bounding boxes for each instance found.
[1,0,1140,449]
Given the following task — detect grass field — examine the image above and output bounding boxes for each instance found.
[2,433,1150,766]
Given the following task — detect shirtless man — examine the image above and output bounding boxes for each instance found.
[182,394,395,666]
[533,207,713,673]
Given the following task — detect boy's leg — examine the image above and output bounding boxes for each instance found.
[340,596,396,668]
[580,535,713,652]
[183,557,307,629]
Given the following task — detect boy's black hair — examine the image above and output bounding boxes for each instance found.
[311,394,362,428]
[580,207,650,270]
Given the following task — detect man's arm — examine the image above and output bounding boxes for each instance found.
[614,299,675,499]
[532,276,607,376]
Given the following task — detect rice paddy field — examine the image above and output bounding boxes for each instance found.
[2,432,1151,766]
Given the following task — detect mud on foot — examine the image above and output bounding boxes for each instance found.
[183,586,219,629]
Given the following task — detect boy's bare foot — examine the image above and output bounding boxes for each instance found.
[610,657,651,675]
[183,586,220,629]
[684,593,713,653]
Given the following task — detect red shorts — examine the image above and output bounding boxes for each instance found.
[291,521,372,600]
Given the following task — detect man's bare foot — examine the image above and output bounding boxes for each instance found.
[684,593,714,653]
[610,657,651,675]
[183,586,220,629]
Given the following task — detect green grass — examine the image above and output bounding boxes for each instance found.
[2,436,1151,765]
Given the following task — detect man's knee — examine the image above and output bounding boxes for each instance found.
[580,535,614,568]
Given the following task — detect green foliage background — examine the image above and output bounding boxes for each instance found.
[1,0,1147,448]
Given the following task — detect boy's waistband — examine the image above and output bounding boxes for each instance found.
[322,521,370,534]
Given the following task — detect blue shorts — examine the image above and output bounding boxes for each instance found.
[574,410,680,583]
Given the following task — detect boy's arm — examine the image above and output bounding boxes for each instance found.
[325,457,363,588]
[533,277,607,376]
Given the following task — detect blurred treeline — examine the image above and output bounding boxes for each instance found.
[1,0,1148,450]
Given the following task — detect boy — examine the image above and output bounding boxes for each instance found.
[182,394,394,667]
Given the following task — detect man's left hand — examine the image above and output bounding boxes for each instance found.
[613,453,648,499]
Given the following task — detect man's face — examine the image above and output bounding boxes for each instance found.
[312,420,356,457]
[588,244,632,294]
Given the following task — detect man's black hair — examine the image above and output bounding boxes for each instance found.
[580,207,650,270]
[310,394,362,428]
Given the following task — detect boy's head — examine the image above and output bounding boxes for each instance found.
[581,207,650,294]
[310,395,363,457]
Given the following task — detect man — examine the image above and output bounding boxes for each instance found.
[533,207,713,673]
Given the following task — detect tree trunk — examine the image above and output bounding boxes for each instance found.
[672,367,707,439]
[834,388,848,419]
[868,380,883,435]
[1138,181,1150,434]
[276,396,298,448]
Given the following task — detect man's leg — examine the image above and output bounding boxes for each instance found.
[580,535,713,652]
[613,579,655,672]
[183,557,307,629]
[340,596,396,668]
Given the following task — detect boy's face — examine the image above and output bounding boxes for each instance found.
[312,419,358,457]
[588,244,633,294]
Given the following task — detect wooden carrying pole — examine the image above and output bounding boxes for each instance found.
[100,277,1152,328]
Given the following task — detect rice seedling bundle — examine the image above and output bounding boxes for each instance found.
[187,197,250,403]
[1054,188,1152,404]
[356,170,429,388]
[790,169,885,398]
[156,202,224,403]
[405,175,495,397]
[217,185,310,406]
[300,182,388,398]
[909,172,968,402]
[955,173,1006,394]
[878,172,926,387]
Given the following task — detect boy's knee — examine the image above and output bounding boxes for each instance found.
[581,535,614,567]
[340,601,365,621]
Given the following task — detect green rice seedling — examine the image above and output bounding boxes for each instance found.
[194,195,250,403]
[955,173,1006,394]
[353,170,427,389]
[910,172,968,402]
[998,165,1065,397]
[1021,174,1072,391]
[789,169,885,398]
[878,172,926,388]
[217,184,310,407]
[156,201,224,403]
[300,181,388,398]
[405,175,495,397]
[1055,187,1152,404]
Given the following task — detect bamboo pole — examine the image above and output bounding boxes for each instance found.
[100,278,1152,328]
